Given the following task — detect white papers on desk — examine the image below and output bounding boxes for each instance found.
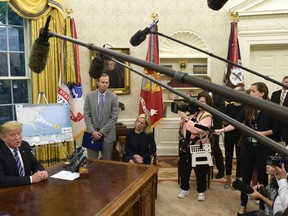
[50,170,80,181]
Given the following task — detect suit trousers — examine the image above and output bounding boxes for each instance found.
[87,141,113,160]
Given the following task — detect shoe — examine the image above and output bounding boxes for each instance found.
[237,212,245,216]
[215,171,224,179]
[177,189,189,199]
[224,183,230,189]
[197,192,205,201]
[224,178,231,189]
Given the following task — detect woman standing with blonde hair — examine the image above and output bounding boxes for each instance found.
[124,114,156,164]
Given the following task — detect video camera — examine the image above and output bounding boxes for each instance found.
[266,155,288,169]
[171,99,199,114]
[232,179,268,197]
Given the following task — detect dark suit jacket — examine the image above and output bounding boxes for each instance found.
[0,140,44,188]
[271,89,288,142]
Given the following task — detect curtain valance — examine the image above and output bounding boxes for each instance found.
[4,0,63,19]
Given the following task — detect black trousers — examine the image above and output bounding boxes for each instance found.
[224,131,242,177]
[240,143,271,207]
[212,134,225,172]
[179,149,207,193]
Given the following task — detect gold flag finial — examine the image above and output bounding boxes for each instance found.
[151,13,159,22]
[230,11,239,22]
[65,8,73,18]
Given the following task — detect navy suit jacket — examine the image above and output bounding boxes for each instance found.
[0,140,45,188]
[271,89,288,142]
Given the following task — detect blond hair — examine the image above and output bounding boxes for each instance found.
[234,86,245,92]
[135,114,152,134]
[0,121,22,138]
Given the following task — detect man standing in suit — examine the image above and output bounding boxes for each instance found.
[0,121,48,188]
[271,76,288,145]
[84,73,119,160]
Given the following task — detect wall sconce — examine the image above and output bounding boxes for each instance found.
[179,60,187,72]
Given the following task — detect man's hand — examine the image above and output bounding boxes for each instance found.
[31,170,49,183]
[91,131,103,140]
[275,163,287,180]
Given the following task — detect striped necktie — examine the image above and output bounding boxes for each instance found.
[280,90,286,106]
[98,94,104,128]
[14,149,24,176]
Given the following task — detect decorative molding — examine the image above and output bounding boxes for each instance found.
[159,30,208,58]
[230,0,288,18]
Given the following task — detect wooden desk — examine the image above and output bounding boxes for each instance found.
[0,160,158,216]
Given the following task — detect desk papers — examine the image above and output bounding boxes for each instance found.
[50,170,79,181]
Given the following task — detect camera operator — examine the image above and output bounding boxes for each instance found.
[244,164,279,216]
[273,163,288,215]
[177,91,213,201]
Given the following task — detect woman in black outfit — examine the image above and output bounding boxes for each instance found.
[223,86,245,189]
[124,114,156,164]
[215,82,277,215]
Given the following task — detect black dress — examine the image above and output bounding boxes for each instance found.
[123,128,156,164]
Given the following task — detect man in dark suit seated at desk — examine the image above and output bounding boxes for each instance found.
[0,121,48,188]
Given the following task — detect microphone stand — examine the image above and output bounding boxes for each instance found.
[108,57,288,156]
[45,30,288,155]
[152,31,287,89]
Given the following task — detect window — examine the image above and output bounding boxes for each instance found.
[0,3,30,125]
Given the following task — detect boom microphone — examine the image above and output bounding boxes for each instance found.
[28,16,51,73]
[130,19,159,46]
[207,0,229,11]
[89,52,105,79]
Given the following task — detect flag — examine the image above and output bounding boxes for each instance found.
[223,21,244,88]
[139,23,164,128]
[57,17,86,141]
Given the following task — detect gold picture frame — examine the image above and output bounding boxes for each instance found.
[90,48,130,95]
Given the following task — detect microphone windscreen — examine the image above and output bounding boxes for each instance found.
[89,55,105,79]
[207,0,229,11]
[28,39,50,73]
[130,30,147,46]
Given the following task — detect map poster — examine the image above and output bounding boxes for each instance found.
[16,103,73,146]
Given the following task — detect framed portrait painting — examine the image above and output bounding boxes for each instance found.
[91,48,130,95]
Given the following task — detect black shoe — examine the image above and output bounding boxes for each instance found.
[215,171,224,179]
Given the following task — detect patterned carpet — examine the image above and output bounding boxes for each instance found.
[156,156,234,184]
[155,157,258,216]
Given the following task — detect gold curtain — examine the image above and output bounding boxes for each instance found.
[4,0,74,168]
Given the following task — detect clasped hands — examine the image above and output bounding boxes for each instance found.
[91,131,103,140]
[32,170,49,183]
[129,154,143,164]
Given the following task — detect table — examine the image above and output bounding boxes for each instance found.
[0,160,158,216]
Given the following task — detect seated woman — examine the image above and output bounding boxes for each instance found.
[123,114,156,164]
